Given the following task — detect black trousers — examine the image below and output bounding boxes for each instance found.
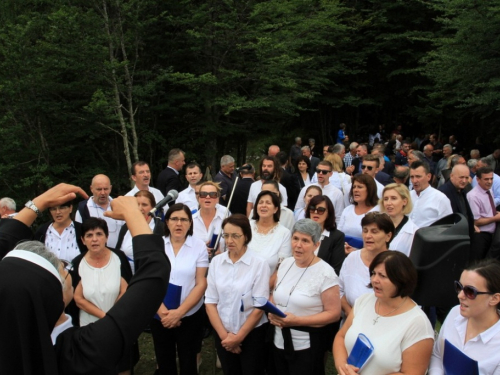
[150,307,204,375]
[214,323,267,375]
[273,344,325,375]
[470,232,492,263]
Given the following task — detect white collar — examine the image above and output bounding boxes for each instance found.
[5,250,60,282]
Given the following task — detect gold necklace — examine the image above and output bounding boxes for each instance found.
[373,297,407,325]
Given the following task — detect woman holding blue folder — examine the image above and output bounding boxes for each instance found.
[151,203,209,375]
[429,259,500,375]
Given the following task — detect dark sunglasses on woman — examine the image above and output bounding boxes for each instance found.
[454,280,495,300]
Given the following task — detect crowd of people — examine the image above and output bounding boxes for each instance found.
[1,126,500,375]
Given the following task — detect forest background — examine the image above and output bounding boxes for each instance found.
[1,0,499,204]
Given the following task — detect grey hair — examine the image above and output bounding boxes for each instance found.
[410,150,425,161]
[14,241,64,285]
[168,148,184,162]
[301,146,311,152]
[295,137,301,142]
[443,144,452,151]
[331,144,345,154]
[309,138,315,144]
[292,219,322,243]
[449,154,464,169]
[349,142,359,151]
[470,149,480,158]
[220,155,235,166]
[467,158,478,169]
[480,157,494,168]
[0,197,16,211]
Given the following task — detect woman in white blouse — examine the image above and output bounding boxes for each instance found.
[294,185,322,221]
[205,214,270,375]
[429,259,500,375]
[192,181,226,256]
[269,219,341,375]
[338,174,380,254]
[34,201,86,263]
[152,203,208,375]
[379,183,419,256]
[249,190,292,288]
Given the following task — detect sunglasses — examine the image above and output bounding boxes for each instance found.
[454,280,495,300]
[316,169,331,175]
[199,191,219,198]
[361,165,374,171]
[309,205,327,214]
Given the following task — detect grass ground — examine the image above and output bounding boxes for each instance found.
[133,332,338,375]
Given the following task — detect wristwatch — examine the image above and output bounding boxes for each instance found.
[25,200,42,217]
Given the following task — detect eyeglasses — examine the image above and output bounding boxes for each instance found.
[222,233,243,240]
[361,165,374,171]
[169,217,190,223]
[308,205,327,214]
[316,169,331,175]
[454,280,495,300]
[199,191,219,198]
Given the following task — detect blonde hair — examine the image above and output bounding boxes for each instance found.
[199,181,222,195]
[324,154,343,172]
[379,183,413,215]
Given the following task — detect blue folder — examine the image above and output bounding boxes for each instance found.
[347,333,374,370]
[443,339,479,375]
[154,283,182,320]
[345,235,363,249]
[252,297,286,318]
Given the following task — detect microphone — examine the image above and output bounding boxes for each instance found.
[149,190,178,215]
[236,164,252,172]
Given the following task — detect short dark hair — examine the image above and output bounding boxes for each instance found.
[295,155,311,172]
[305,195,336,231]
[277,151,288,166]
[476,166,494,178]
[134,190,156,207]
[409,160,430,174]
[362,154,380,168]
[369,251,417,298]
[222,214,252,245]
[318,160,333,170]
[361,212,395,247]
[82,217,109,238]
[466,259,500,306]
[131,161,148,176]
[186,162,202,173]
[261,180,282,203]
[349,174,379,206]
[252,191,281,223]
[164,203,193,237]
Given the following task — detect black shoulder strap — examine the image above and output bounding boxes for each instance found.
[77,200,90,222]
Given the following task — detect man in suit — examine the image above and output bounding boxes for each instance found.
[301,145,320,178]
[347,143,368,176]
[277,151,301,210]
[438,164,475,236]
[156,148,185,197]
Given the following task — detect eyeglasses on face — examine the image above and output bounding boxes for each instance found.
[454,280,494,300]
[361,165,374,171]
[199,191,219,198]
[168,217,190,223]
[316,169,331,175]
[222,233,243,240]
[308,205,327,214]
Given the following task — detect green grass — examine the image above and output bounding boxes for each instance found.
[133,332,338,375]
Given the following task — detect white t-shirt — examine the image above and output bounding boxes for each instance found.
[79,252,122,326]
[338,250,371,307]
[345,293,434,374]
[390,218,419,257]
[295,183,344,223]
[273,257,339,350]
[247,180,288,206]
[249,205,295,232]
[410,186,453,227]
[337,204,379,240]
[176,185,198,212]
[429,305,500,375]
[164,235,209,317]
[248,221,292,274]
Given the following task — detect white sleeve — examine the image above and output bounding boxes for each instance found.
[295,186,307,210]
[277,228,292,261]
[279,183,288,206]
[204,259,219,304]
[75,210,83,223]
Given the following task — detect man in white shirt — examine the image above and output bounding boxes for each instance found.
[0,197,16,218]
[176,162,204,212]
[75,174,124,249]
[125,161,164,204]
[294,161,344,223]
[409,161,453,227]
[246,156,288,216]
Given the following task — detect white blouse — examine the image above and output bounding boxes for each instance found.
[120,219,156,273]
[338,250,371,307]
[44,222,80,263]
[337,204,379,240]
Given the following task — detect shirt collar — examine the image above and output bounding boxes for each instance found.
[222,248,252,265]
[165,234,193,248]
[5,250,61,282]
[454,311,500,344]
[89,197,112,210]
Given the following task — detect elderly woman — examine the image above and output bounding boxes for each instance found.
[269,219,341,375]
[334,251,434,375]
[34,201,86,263]
[205,214,270,375]
[72,218,135,375]
[338,174,379,254]
[294,185,322,221]
[379,183,419,256]
[151,203,208,375]
[429,259,500,374]
[295,155,312,188]
[114,190,165,273]
[338,212,394,317]
[249,190,292,288]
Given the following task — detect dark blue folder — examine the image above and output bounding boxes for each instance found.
[154,283,182,320]
[443,339,479,375]
[345,235,363,249]
[347,333,374,370]
[252,297,286,318]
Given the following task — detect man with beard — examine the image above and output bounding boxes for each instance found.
[125,161,165,204]
[246,156,288,216]
[176,162,204,212]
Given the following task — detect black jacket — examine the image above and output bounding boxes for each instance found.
[317,229,346,276]
[438,180,474,237]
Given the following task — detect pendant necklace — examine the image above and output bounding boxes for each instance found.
[373,297,407,325]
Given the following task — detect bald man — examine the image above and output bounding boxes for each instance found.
[268,145,280,157]
[75,174,124,249]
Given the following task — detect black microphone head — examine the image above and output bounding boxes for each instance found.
[166,190,179,200]
[236,164,251,172]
